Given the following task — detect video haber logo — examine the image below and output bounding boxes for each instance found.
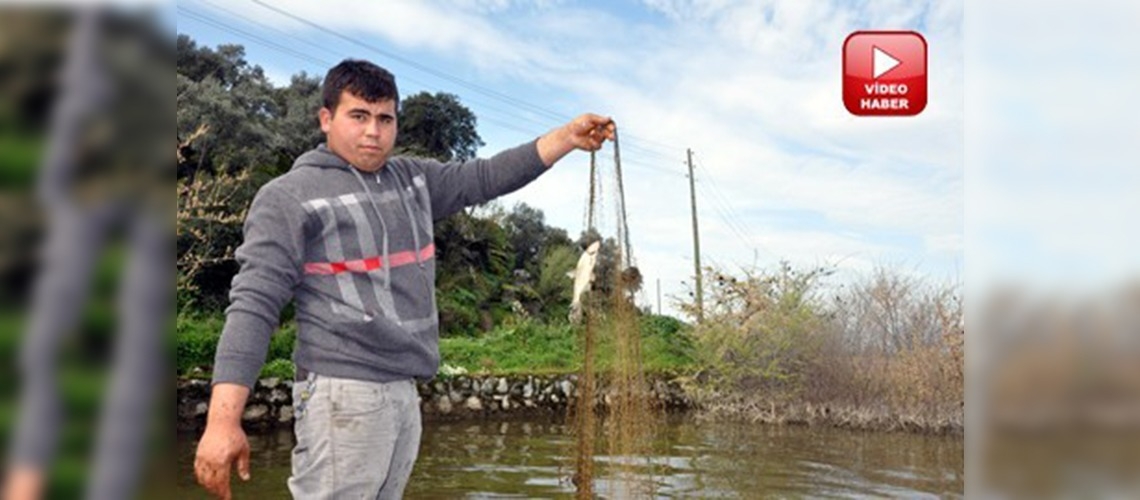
[843,31,927,117]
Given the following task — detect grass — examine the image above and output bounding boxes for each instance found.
[440,320,579,374]
[173,311,697,378]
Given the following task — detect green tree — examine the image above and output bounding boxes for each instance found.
[504,202,571,273]
[176,37,278,179]
[395,91,484,161]
[266,72,324,178]
[434,212,513,336]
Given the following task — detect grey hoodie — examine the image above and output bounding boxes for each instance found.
[212,140,548,388]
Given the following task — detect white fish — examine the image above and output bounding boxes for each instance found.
[567,241,601,323]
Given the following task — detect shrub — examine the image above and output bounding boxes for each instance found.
[175,315,221,374]
[688,263,830,396]
[259,358,294,380]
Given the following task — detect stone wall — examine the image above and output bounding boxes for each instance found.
[177,374,693,432]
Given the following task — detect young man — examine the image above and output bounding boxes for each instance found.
[194,59,614,499]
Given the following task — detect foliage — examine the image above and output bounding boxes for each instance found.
[173,313,696,377]
[440,320,580,374]
[395,91,484,162]
[260,358,294,380]
[175,313,224,374]
[176,169,256,312]
[638,314,696,371]
[677,263,964,429]
[175,312,297,376]
[533,244,577,319]
[804,268,964,418]
[686,263,831,396]
[0,10,70,132]
[503,202,572,272]
[433,211,513,335]
[176,35,324,181]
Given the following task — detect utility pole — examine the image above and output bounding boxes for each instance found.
[656,278,661,315]
[687,148,704,323]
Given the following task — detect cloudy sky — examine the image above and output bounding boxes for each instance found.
[178,0,963,317]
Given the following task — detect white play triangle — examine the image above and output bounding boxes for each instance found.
[872,46,901,79]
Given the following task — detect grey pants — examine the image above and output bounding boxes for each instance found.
[287,373,422,499]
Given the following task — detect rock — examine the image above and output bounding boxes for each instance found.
[448,390,464,404]
[465,396,483,411]
[496,378,509,394]
[242,404,270,422]
[269,388,289,404]
[195,402,208,418]
[261,377,280,389]
[480,378,495,395]
[522,381,534,399]
[437,396,453,414]
[278,406,294,423]
[501,397,511,411]
[433,381,446,394]
[559,380,573,397]
[177,404,196,420]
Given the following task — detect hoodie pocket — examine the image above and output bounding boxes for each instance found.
[328,308,419,359]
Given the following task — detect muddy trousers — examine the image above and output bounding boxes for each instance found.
[287,373,422,499]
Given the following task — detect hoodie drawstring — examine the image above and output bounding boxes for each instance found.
[390,167,426,268]
[348,167,391,289]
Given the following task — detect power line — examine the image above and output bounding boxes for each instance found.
[247,0,568,122]
[183,0,685,167]
[692,156,775,260]
[183,2,555,131]
[693,178,756,257]
[178,8,331,68]
[687,157,777,265]
[241,0,683,161]
[692,155,757,233]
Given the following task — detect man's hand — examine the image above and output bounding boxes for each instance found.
[194,383,252,499]
[537,113,616,167]
[564,113,616,152]
[2,466,44,500]
[194,423,251,499]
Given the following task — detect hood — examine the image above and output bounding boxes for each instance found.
[291,143,354,171]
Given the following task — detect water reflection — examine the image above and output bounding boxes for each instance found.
[176,417,963,498]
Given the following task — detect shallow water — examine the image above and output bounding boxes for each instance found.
[176,416,963,498]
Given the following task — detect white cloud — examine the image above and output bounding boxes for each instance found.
[183,0,964,318]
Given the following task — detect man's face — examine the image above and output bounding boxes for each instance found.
[320,90,398,172]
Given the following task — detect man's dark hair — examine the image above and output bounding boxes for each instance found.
[322,59,399,112]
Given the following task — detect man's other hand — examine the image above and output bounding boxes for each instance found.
[194,423,251,499]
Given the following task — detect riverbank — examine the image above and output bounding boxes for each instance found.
[176,373,962,435]
[176,373,694,432]
[694,396,963,435]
